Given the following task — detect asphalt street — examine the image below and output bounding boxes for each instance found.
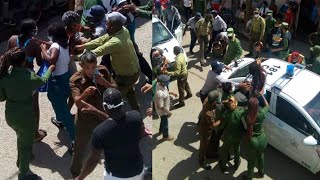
[0,13,152,180]
[152,26,319,180]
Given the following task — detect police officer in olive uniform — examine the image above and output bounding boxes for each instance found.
[219,96,244,173]
[224,28,243,65]
[242,95,269,180]
[198,90,222,170]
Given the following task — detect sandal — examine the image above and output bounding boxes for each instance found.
[34,129,47,142]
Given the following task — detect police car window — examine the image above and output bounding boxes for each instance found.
[229,62,254,79]
[265,90,271,103]
[276,96,314,136]
[303,91,320,129]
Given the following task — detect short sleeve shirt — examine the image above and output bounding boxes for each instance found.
[69,65,114,121]
[48,43,70,76]
[195,18,211,36]
[91,111,143,178]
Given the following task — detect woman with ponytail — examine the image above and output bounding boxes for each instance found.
[0,48,55,180]
[242,93,269,180]
[7,19,47,142]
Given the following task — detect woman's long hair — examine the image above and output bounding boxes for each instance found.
[249,61,266,94]
[0,48,26,79]
[48,22,69,49]
[246,97,259,141]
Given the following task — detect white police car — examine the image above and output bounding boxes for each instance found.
[221,58,320,176]
[152,16,188,64]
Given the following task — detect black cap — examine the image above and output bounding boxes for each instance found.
[86,5,105,19]
[211,60,224,72]
[157,74,170,82]
[103,88,124,110]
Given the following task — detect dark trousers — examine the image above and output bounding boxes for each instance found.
[101,54,152,84]
[177,74,192,103]
[190,29,197,52]
[199,90,208,103]
[207,29,224,53]
[160,115,169,137]
[184,6,191,23]
[115,71,141,112]
[70,115,101,177]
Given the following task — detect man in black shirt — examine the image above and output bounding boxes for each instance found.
[74,88,144,180]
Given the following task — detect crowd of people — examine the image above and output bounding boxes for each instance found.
[151,0,320,180]
[0,0,153,180]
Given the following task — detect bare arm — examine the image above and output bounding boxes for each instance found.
[76,148,103,180]
[41,45,59,65]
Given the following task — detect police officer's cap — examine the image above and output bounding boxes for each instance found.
[208,90,222,103]
[310,45,320,54]
[211,60,224,72]
[267,11,273,16]
[103,88,124,110]
[281,22,289,28]
[227,28,234,37]
[157,74,170,82]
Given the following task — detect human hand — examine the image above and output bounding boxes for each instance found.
[239,82,251,92]
[141,83,152,94]
[146,108,152,117]
[80,100,97,114]
[123,4,137,12]
[170,92,178,97]
[224,65,232,71]
[48,65,56,72]
[168,112,172,118]
[83,86,97,97]
[95,74,107,86]
[40,43,48,52]
[75,44,85,52]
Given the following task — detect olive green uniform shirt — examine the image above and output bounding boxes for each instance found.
[224,37,243,65]
[136,0,152,19]
[0,68,52,113]
[312,56,320,75]
[84,27,140,76]
[251,16,266,40]
[167,53,187,77]
[220,108,244,142]
[195,18,212,36]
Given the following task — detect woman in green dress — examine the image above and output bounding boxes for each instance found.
[242,94,269,180]
[0,48,54,180]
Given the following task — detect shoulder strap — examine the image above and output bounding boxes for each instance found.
[23,39,32,48]
[16,38,20,48]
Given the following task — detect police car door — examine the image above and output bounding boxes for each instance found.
[274,95,320,171]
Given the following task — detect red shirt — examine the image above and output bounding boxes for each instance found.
[285,11,295,25]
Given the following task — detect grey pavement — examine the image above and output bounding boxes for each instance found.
[0,12,152,180]
[152,27,318,180]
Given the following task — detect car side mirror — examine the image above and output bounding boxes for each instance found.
[303,135,318,146]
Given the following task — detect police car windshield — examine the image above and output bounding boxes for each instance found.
[152,21,173,46]
[303,91,320,128]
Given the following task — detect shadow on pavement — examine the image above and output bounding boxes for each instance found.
[173,122,199,153]
[31,142,72,179]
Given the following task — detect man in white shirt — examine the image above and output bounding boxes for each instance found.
[199,60,250,102]
[207,10,227,54]
[183,12,202,54]
[183,0,192,23]
[155,75,174,141]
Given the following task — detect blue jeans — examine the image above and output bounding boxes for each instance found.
[160,115,169,138]
[127,19,136,43]
[48,71,75,141]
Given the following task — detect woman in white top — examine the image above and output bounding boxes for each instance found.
[41,23,75,145]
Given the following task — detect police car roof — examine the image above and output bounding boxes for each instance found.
[262,58,320,106]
